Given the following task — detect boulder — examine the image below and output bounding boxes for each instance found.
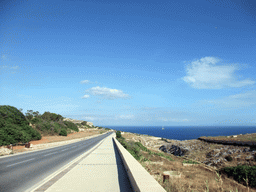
[245,155,254,161]
[159,144,190,156]
[0,148,12,155]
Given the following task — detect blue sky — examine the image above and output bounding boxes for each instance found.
[1,0,256,126]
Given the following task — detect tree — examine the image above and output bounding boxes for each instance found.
[116,131,122,138]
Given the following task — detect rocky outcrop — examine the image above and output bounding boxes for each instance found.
[63,118,94,127]
[0,147,12,156]
[158,139,256,169]
[159,144,190,156]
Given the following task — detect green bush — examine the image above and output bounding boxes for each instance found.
[116,131,122,138]
[53,122,61,133]
[63,121,78,132]
[30,117,40,124]
[81,121,87,126]
[0,105,41,146]
[135,142,149,152]
[183,159,199,164]
[220,165,256,188]
[59,129,67,136]
[41,112,63,122]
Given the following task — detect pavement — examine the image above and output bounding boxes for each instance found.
[31,133,133,192]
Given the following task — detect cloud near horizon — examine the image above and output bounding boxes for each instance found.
[204,90,256,109]
[84,86,130,100]
[183,57,255,89]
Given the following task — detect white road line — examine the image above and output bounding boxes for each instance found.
[61,149,68,151]
[44,151,58,157]
[6,158,35,167]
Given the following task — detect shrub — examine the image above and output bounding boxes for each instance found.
[116,131,122,138]
[53,122,61,133]
[0,105,41,146]
[225,155,233,162]
[183,159,199,164]
[81,121,87,126]
[63,121,78,132]
[135,142,149,152]
[30,117,40,124]
[59,129,67,136]
[41,112,63,122]
[220,165,256,188]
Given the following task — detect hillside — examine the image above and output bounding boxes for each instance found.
[0,105,97,146]
[0,105,41,146]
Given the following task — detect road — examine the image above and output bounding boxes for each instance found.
[0,132,113,192]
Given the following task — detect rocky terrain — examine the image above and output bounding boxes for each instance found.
[122,132,256,170]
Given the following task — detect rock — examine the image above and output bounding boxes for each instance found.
[245,155,254,161]
[243,148,250,153]
[206,149,221,158]
[221,152,228,157]
[159,144,190,156]
[0,148,12,156]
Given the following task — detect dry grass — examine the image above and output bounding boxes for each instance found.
[122,132,256,192]
[202,133,256,142]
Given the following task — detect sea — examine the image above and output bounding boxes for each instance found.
[105,126,256,141]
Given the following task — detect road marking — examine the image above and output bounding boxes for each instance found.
[61,149,68,151]
[6,158,35,167]
[44,151,58,157]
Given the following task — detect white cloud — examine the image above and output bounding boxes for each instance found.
[80,80,90,84]
[205,90,256,109]
[82,95,90,99]
[183,57,255,89]
[85,86,130,100]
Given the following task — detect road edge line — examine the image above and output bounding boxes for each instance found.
[25,133,111,192]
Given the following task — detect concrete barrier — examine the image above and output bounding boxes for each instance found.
[113,137,166,192]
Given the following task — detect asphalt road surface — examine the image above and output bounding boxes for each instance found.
[0,132,113,192]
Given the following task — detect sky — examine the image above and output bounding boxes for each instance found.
[1,0,256,127]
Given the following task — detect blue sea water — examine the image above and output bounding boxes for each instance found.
[105,126,256,141]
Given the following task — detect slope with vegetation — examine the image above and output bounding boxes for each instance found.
[0,105,41,146]
[0,105,93,146]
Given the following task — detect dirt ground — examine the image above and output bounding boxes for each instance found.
[121,132,256,192]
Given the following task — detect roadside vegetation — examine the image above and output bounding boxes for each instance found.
[0,105,41,146]
[0,105,104,146]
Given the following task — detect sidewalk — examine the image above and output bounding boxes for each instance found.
[32,133,133,192]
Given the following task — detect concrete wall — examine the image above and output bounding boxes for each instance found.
[112,136,166,192]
